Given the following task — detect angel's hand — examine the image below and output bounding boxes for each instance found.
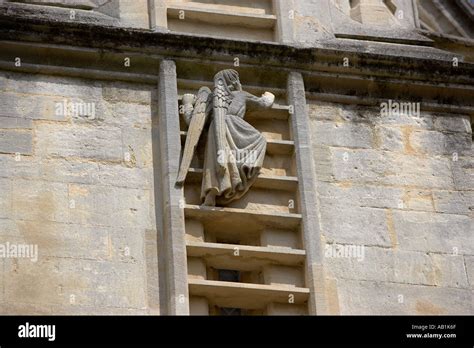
[182,93,196,106]
[182,94,196,125]
[261,92,275,108]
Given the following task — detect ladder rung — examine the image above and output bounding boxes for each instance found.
[186,241,305,270]
[188,278,309,310]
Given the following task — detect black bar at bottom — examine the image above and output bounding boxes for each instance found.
[0,315,472,346]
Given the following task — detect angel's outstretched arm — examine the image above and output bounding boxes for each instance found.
[243,91,275,109]
[182,93,196,127]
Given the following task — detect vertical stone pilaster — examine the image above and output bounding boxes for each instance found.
[149,0,168,30]
[273,0,295,44]
[397,0,419,28]
[154,59,189,315]
[97,0,150,28]
[287,72,329,315]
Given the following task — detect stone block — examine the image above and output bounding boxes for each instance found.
[0,219,20,237]
[0,178,12,219]
[0,222,109,260]
[336,279,473,315]
[433,190,474,216]
[121,127,153,168]
[144,228,160,313]
[0,155,152,190]
[3,257,147,309]
[0,258,3,301]
[189,296,209,315]
[428,254,469,288]
[40,158,98,185]
[320,204,391,247]
[102,82,154,104]
[464,256,474,289]
[375,125,404,152]
[35,123,123,161]
[68,184,153,228]
[0,92,67,121]
[311,120,373,148]
[39,304,148,315]
[0,129,33,155]
[312,145,334,182]
[317,182,403,210]
[263,265,304,287]
[95,163,153,189]
[308,102,344,122]
[452,157,474,191]
[375,109,435,129]
[0,302,53,315]
[330,148,454,189]
[185,219,205,243]
[260,228,300,249]
[325,247,469,288]
[11,179,69,223]
[402,189,435,212]
[0,71,102,99]
[339,105,435,129]
[0,155,40,180]
[410,130,472,156]
[187,257,207,280]
[65,97,107,124]
[3,257,68,307]
[393,211,473,254]
[108,227,147,264]
[433,115,472,133]
[102,101,152,128]
[338,105,377,124]
[0,116,32,129]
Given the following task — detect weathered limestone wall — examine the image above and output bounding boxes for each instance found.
[0,71,159,314]
[309,101,473,314]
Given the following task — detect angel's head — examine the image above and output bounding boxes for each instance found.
[215,69,242,92]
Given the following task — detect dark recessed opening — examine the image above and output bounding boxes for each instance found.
[217,269,242,316]
[218,269,241,282]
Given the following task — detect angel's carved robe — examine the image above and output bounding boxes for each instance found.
[202,90,272,205]
[178,69,274,206]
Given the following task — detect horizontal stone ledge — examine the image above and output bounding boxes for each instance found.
[188,278,309,310]
[186,241,306,271]
[0,60,157,85]
[1,8,472,83]
[184,204,302,229]
[307,92,474,116]
[167,5,277,29]
[0,45,471,108]
[334,32,432,47]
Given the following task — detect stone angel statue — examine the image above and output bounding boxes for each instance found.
[176,69,275,206]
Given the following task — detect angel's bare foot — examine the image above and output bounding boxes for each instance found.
[203,192,216,206]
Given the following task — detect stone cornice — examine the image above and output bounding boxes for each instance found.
[0,5,473,112]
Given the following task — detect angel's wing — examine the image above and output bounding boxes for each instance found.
[176,87,212,185]
[213,80,231,175]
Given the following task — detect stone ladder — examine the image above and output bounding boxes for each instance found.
[178,93,312,315]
